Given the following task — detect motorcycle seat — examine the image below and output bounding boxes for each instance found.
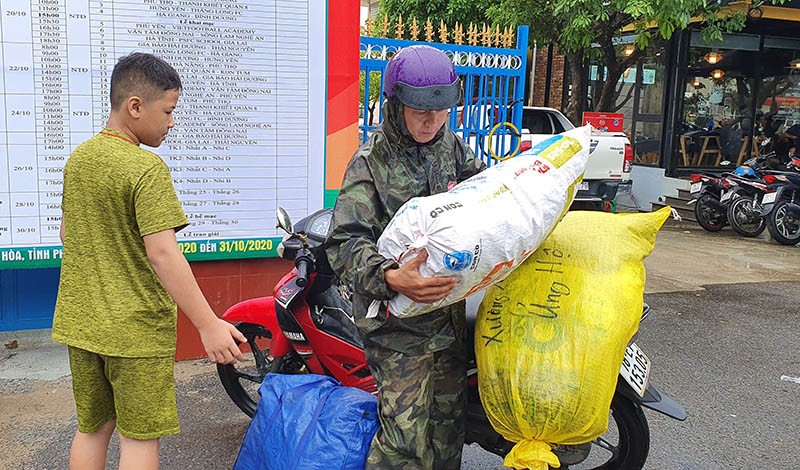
[309,283,364,349]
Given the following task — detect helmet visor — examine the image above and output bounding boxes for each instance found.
[392,82,460,111]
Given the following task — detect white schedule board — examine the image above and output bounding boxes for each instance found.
[0,0,326,269]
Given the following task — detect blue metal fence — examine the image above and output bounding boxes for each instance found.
[359,26,530,166]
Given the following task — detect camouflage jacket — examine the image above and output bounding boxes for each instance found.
[325,100,485,355]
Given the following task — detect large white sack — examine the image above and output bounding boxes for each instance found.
[371,125,592,318]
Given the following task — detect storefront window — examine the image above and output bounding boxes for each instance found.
[679,72,757,166]
[635,121,663,164]
[639,51,665,115]
[587,39,667,165]
[634,44,666,165]
[675,32,800,169]
[587,61,635,136]
[676,32,762,168]
[756,36,800,166]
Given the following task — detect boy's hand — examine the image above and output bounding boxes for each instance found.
[199,318,246,364]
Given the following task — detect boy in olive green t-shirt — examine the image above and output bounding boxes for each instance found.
[53,52,245,470]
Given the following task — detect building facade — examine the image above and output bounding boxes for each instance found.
[521,2,800,207]
[591,3,800,179]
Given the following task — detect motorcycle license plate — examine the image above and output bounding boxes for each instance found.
[690,182,702,194]
[762,192,777,205]
[578,181,589,191]
[619,342,650,398]
[720,190,733,202]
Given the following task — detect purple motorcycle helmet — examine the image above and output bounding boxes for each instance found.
[383,45,460,111]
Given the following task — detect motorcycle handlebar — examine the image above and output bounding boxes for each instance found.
[295,252,314,287]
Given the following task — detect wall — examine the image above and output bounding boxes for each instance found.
[0,0,361,363]
[531,45,565,109]
[175,258,291,360]
[630,165,690,211]
[178,0,361,360]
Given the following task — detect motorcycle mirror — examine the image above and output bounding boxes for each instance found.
[276,207,294,234]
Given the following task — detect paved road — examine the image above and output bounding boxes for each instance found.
[2,225,799,469]
[464,281,800,469]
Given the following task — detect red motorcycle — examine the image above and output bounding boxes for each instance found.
[217,208,686,469]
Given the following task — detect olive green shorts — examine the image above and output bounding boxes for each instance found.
[68,346,180,440]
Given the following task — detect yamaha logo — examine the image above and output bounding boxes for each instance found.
[284,331,306,341]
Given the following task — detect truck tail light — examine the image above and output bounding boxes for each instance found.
[520,140,532,153]
[623,144,634,173]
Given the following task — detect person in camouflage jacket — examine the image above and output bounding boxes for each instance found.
[326,45,485,469]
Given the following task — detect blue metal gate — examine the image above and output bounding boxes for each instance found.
[359,26,530,166]
[0,268,61,331]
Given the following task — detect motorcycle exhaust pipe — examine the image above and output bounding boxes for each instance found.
[705,197,728,212]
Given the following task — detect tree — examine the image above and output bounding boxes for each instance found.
[376,0,494,28]
[489,0,783,122]
[378,0,783,123]
[360,70,382,126]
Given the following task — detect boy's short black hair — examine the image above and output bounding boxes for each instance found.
[110,52,182,109]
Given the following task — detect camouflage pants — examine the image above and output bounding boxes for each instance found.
[364,343,467,470]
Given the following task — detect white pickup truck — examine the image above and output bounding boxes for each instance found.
[518,106,633,207]
[458,105,633,208]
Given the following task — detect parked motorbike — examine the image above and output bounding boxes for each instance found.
[217,208,687,469]
[721,154,800,240]
[722,171,769,237]
[718,154,776,237]
[759,156,800,245]
[688,172,728,232]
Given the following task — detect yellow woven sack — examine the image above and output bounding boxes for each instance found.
[475,207,670,470]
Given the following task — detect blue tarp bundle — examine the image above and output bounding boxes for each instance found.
[234,373,379,470]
